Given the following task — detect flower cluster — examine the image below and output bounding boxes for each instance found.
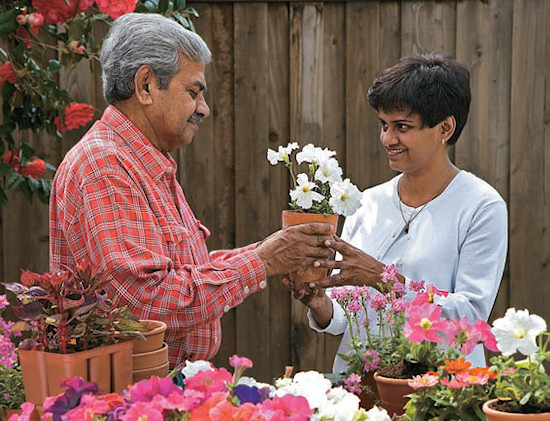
[267,142,362,217]
[334,264,497,381]
[404,358,497,419]
[4,259,147,354]
[9,355,393,421]
[0,0,199,204]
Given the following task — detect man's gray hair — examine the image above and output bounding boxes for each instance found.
[101,13,212,104]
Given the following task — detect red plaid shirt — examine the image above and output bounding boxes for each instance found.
[50,105,267,367]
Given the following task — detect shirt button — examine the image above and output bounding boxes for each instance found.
[214,335,219,343]
[165,166,173,174]
[259,280,267,289]
[223,305,231,313]
[244,286,250,294]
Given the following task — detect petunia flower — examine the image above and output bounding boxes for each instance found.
[296,143,335,165]
[404,303,447,344]
[267,142,299,165]
[491,308,547,356]
[314,158,342,184]
[289,173,324,210]
[95,0,139,20]
[328,178,362,217]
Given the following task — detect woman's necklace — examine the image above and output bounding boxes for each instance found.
[397,171,457,234]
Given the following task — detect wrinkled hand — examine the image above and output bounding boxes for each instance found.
[311,235,386,289]
[281,277,328,310]
[256,223,335,277]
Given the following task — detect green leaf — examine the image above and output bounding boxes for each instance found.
[158,0,169,13]
[0,12,17,35]
[48,60,61,72]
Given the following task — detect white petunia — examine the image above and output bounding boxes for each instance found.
[329,178,362,217]
[313,386,360,421]
[267,142,299,165]
[315,158,343,184]
[491,308,547,356]
[275,371,332,410]
[296,143,336,165]
[238,376,276,394]
[181,359,213,378]
[290,173,325,210]
[364,406,392,421]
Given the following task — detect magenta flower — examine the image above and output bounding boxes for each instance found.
[409,280,425,293]
[260,394,313,420]
[446,316,480,356]
[128,376,182,404]
[381,264,398,282]
[369,293,388,310]
[229,354,253,384]
[404,303,447,344]
[344,373,362,394]
[119,401,164,421]
[184,367,232,399]
[362,349,380,372]
[473,319,499,352]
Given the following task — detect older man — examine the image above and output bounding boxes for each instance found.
[49,13,333,368]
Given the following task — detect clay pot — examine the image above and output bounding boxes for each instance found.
[133,320,167,354]
[132,361,170,382]
[281,211,338,285]
[133,342,168,371]
[2,408,40,421]
[18,340,134,406]
[359,371,380,410]
[373,372,414,417]
[482,399,550,420]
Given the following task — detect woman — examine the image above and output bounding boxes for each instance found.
[297,53,508,373]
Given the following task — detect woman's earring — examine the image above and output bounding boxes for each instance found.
[441,138,446,145]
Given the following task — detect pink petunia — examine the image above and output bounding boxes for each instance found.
[120,401,164,421]
[408,373,439,390]
[404,303,447,344]
[184,367,232,399]
[446,316,480,356]
[128,376,183,403]
[260,394,313,421]
[473,319,499,352]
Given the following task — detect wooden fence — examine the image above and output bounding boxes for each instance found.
[1,0,549,382]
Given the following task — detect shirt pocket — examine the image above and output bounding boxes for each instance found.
[158,216,208,266]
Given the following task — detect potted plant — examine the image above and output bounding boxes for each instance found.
[4,259,149,406]
[333,264,499,416]
[482,308,550,419]
[267,142,362,284]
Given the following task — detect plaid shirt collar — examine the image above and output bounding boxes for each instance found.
[103,104,177,182]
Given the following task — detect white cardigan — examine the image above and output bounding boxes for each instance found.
[308,171,508,373]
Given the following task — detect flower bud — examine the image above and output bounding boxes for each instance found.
[16,14,28,25]
[28,13,44,27]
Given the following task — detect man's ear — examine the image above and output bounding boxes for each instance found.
[134,65,155,105]
[440,116,456,141]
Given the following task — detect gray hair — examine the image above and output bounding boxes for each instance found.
[100,13,212,104]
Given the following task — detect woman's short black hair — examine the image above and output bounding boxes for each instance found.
[367,53,471,145]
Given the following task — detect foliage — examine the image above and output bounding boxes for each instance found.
[489,308,550,414]
[4,259,148,354]
[267,142,362,217]
[0,294,25,413]
[0,0,199,204]
[11,355,393,421]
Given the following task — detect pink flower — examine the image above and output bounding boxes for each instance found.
[188,391,229,419]
[0,62,16,87]
[68,40,85,54]
[408,373,439,390]
[404,303,447,344]
[54,102,94,132]
[184,367,232,400]
[120,401,164,421]
[344,373,362,394]
[362,349,380,372]
[369,293,387,310]
[446,316,479,356]
[260,395,313,420]
[230,355,253,371]
[409,280,425,293]
[32,0,94,24]
[128,376,183,403]
[381,264,398,282]
[16,14,28,25]
[473,319,499,352]
[95,0,138,19]
[440,376,470,389]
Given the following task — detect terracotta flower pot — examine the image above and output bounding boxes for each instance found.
[132,361,170,382]
[133,342,169,371]
[483,399,550,420]
[133,320,167,354]
[281,210,338,285]
[2,408,40,421]
[373,372,414,417]
[18,340,134,406]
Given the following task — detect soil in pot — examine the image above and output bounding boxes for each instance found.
[377,360,429,379]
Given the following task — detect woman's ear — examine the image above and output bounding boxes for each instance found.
[440,116,456,142]
[134,65,155,105]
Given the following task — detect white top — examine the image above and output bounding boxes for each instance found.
[308,170,508,373]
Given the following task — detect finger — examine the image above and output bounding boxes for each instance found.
[311,273,345,288]
[296,222,336,235]
[313,260,340,270]
[281,278,291,291]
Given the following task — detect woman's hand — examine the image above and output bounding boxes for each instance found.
[311,235,387,290]
[281,278,333,328]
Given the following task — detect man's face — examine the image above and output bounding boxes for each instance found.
[148,55,209,152]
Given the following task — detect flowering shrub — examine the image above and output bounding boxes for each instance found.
[4,259,147,354]
[9,355,393,420]
[333,265,498,385]
[0,294,25,415]
[267,142,362,217]
[0,0,199,204]
[489,308,550,414]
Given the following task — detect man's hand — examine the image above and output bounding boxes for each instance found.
[256,222,334,277]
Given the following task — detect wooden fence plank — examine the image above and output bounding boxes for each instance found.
[455,0,513,322]
[233,2,272,381]
[509,0,548,320]
[266,2,292,377]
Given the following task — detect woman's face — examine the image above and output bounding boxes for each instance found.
[378,109,447,175]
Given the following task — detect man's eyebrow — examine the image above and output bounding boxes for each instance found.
[192,81,207,92]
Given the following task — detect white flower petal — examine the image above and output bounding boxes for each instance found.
[491,308,547,356]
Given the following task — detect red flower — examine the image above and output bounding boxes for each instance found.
[3,150,19,171]
[32,0,94,24]
[0,62,16,88]
[54,102,94,132]
[19,158,46,178]
[95,0,138,19]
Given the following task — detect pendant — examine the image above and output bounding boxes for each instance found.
[404,222,410,234]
